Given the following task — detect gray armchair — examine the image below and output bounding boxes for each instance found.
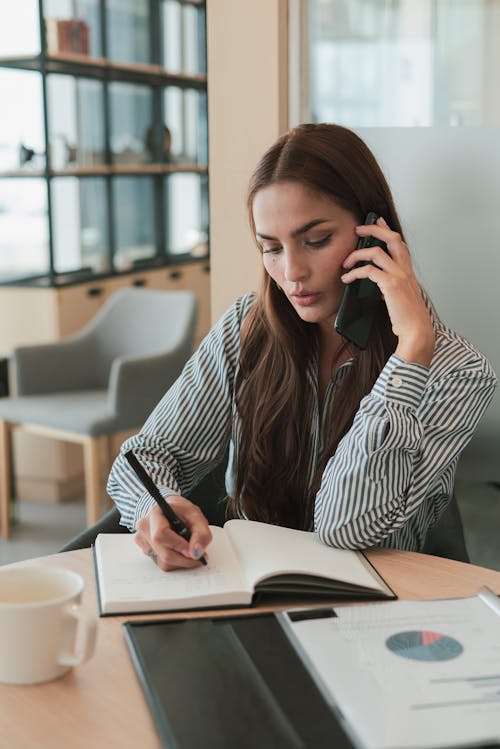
[0,287,197,537]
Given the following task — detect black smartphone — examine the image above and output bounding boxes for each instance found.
[334,211,388,350]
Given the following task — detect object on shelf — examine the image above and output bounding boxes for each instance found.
[187,228,208,258]
[145,125,172,162]
[113,148,149,166]
[18,142,45,170]
[19,143,35,166]
[45,18,90,56]
[58,134,78,165]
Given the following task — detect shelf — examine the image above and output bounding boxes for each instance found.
[0,256,209,289]
[109,164,208,175]
[0,169,46,179]
[0,164,208,179]
[0,54,207,89]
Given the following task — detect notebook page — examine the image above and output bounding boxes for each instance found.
[94,527,251,614]
[224,520,386,593]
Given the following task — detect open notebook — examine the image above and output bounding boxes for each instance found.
[94,519,395,615]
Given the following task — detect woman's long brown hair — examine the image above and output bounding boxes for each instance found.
[231,123,401,529]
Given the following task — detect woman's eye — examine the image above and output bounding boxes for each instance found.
[262,246,282,255]
[306,234,332,249]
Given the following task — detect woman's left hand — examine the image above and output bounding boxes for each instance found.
[341,216,435,366]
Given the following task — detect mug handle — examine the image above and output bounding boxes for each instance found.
[58,603,97,667]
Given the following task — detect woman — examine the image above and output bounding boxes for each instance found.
[107,123,496,570]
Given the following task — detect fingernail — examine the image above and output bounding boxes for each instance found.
[193,545,201,559]
[341,274,347,281]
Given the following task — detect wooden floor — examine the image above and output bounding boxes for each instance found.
[0,480,499,569]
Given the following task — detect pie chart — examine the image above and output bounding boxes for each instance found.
[385,630,463,662]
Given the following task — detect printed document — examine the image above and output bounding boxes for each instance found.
[280,592,500,749]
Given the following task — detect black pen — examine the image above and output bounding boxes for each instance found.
[124,450,207,566]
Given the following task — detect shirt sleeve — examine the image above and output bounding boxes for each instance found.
[106,295,250,531]
[314,333,497,550]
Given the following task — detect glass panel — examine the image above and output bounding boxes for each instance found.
[52,177,109,274]
[112,176,155,270]
[165,173,208,257]
[0,69,45,174]
[0,1,40,57]
[47,75,105,169]
[185,89,207,164]
[106,0,151,65]
[434,0,496,126]
[164,87,207,164]
[164,86,182,159]
[43,0,101,57]
[161,1,206,75]
[0,179,49,282]
[195,5,207,75]
[162,0,182,73]
[109,82,153,165]
[182,4,202,75]
[308,0,500,128]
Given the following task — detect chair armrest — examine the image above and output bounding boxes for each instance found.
[12,337,98,395]
[107,342,192,430]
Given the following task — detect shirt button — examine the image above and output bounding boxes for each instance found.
[391,376,403,388]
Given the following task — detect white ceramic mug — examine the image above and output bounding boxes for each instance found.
[0,565,97,685]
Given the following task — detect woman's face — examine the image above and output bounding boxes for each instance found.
[252,181,359,335]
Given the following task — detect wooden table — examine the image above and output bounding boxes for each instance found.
[1,548,499,749]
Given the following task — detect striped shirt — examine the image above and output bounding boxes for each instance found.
[106,292,497,551]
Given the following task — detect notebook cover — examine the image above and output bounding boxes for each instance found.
[123,612,356,749]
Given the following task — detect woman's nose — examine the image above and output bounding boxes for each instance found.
[283,249,309,282]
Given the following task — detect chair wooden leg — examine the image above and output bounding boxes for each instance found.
[83,436,102,527]
[105,435,115,476]
[105,435,117,511]
[0,420,12,538]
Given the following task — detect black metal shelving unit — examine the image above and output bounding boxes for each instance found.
[0,0,208,287]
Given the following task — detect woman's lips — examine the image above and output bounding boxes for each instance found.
[290,292,321,307]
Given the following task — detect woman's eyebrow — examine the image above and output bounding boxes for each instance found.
[256,218,332,241]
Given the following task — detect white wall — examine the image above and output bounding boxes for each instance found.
[358,126,500,480]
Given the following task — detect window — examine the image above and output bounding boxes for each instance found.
[0,0,208,284]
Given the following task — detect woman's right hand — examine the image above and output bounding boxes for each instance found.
[134,497,212,571]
